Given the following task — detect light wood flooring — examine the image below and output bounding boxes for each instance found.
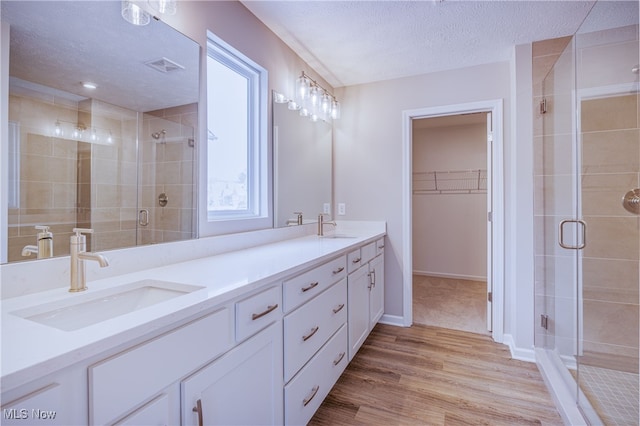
[309,324,563,425]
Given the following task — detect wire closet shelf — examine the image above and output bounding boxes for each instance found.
[413,169,487,194]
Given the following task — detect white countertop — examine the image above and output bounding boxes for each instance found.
[1,223,385,391]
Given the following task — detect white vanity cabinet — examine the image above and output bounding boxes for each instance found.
[89,307,234,425]
[282,255,349,425]
[347,239,385,360]
[181,321,283,426]
[1,382,68,425]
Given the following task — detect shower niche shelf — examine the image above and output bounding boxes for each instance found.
[413,169,487,194]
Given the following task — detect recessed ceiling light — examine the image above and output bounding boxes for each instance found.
[82,82,98,90]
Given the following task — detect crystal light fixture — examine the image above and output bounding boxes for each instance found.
[291,71,340,123]
[122,0,179,26]
[148,0,177,15]
[121,0,150,26]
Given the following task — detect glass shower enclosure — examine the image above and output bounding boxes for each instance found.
[534,2,639,424]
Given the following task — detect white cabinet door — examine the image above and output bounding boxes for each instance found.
[369,254,384,327]
[1,383,65,426]
[347,265,370,361]
[115,393,174,426]
[182,322,283,426]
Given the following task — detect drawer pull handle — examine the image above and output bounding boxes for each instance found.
[251,304,278,320]
[333,266,345,274]
[303,385,320,407]
[333,303,345,314]
[192,399,203,426]
[352,257,361,264]
[302,326,319,341]
[378,244,385,249]
[302,281,319,292]
[333,351,346,366]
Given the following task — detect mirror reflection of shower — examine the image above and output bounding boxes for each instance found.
[151,129,167,142]
[151,128,195,147]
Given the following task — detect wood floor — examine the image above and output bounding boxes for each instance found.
[309,324,563,425]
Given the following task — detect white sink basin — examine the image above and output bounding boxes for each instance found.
[12,280,205,331]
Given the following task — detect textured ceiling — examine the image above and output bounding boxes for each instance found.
[241,0,638,88]
[2,1,199,113]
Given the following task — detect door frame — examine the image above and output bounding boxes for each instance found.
[401,99,504,343]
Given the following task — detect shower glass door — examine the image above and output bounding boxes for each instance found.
[574,3,639,424]
[535,2,639,424]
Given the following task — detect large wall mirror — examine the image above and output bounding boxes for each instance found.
[2,1,200,263]
[273,97,332,228]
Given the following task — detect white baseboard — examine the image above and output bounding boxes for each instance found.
[503,333,536,363]
[378,314,407,327]
[413,270,487,282]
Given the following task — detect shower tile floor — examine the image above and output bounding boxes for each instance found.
[579,364,639,426]
[412,275,489,335]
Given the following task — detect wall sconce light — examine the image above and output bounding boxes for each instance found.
[121,0,178,26]
[149,0,177,15]
[280,71,341,123]
[121,0,151,26]
[52,120,113,145]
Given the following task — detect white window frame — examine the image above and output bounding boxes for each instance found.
[199,31,271,236]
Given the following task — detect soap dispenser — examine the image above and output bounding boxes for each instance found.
[36,225,53,258]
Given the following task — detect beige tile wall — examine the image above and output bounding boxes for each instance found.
[138,104,197,245]
[581,94,639,362]
[7,94,80,262]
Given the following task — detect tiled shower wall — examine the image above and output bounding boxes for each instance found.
[138,104,197,245]
[8,91,83,261]
[577,24,639,365]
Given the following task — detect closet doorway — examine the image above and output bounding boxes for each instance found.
[412,113,489,335]
[401,99,504,343]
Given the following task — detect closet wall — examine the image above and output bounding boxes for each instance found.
[412,115,487,280]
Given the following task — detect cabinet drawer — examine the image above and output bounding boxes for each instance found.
[283,279,346,382]
[347,248,363,273]
[89,308,233,425]
[375,237,385,256]
[283,256,346,312]
[361,241,377,264]
[236,285,281,342]
[284,324,348,426]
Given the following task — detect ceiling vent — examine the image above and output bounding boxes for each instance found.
[144,57,185,73]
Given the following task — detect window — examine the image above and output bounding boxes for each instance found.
[200,32,270,235]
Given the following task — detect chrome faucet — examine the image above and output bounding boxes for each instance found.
[70,228,109,292]
[317,213,336,236]
[286,212,304,226]
[21,225,54,259]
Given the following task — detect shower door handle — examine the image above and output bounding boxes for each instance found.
[558,219,586,250]
[138,209,149,227]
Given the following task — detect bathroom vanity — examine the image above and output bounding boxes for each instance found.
[0,223,385,425]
